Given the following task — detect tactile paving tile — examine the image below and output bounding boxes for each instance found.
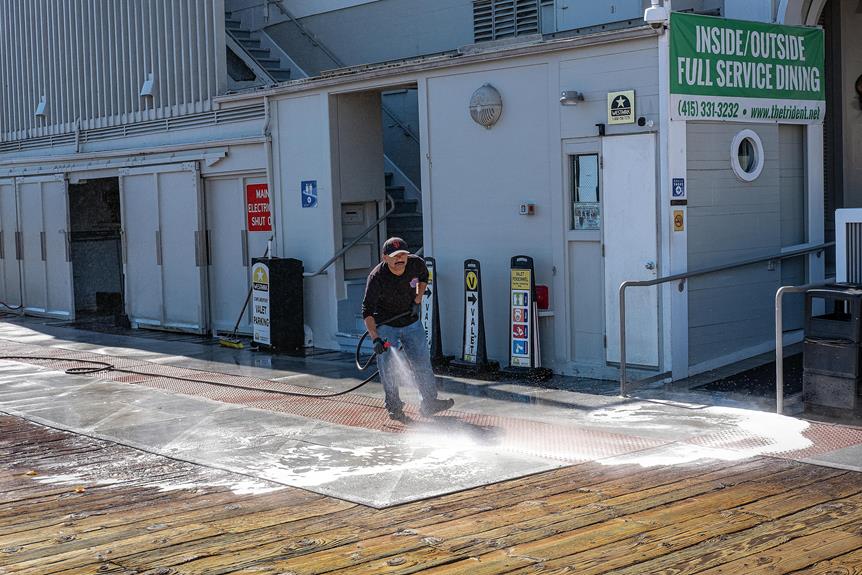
[774,423,862,459]
[2,338,861,465]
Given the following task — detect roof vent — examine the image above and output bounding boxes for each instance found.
[469,84,503,129]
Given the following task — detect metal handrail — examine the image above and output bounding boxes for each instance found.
[619,241,835,396]
[271,0,420,145]
[303,194,395,278]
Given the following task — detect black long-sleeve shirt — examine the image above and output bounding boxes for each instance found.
[361,255,428,327]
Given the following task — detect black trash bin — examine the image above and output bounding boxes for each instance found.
[803,286,862,414]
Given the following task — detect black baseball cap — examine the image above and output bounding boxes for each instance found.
[382,237,410,256]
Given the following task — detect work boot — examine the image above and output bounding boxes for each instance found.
[420,397,454,417]
[388,410,410,424]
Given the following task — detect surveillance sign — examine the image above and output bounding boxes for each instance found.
[607,90,635,125]
[670,13,825,123]
[251,262,270,346]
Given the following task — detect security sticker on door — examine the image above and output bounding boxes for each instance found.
[251,262,271,345]
[608,90,635,125]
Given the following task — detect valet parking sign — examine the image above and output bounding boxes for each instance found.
[670,13,824,123]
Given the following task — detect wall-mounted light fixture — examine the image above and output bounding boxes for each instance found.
[140,72,155,100]
[559,90,584,106]
[469,84,503,129]
[34,96,46,119]
[855,74,862,106]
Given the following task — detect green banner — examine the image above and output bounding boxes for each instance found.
[669,13,825,123]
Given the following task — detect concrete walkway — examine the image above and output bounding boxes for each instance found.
[0,317,860,508]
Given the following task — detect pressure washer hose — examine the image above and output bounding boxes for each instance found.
[0,311,415,399]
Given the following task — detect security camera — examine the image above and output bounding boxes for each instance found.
[644,0,668,30]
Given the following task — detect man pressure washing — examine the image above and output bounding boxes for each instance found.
[362,237,454,423]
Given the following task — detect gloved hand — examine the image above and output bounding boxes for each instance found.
[373,337,388,355]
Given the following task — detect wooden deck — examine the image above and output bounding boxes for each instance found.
[1,414,862,574]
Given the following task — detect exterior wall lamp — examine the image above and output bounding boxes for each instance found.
[34,95,46,119]
[140,72,155,101]
[855,74,862,107]
[560,90,584,105]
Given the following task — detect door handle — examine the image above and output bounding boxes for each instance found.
[206,230,212,266]
[0,231,4,260]
[40,231,46,262]
[15,231,21,260]
[155,230,162,266]
[194,231,202,267]
[241,231,249,267]
[63,230,71,262]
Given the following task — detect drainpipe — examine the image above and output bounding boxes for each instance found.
[263,95,278,257]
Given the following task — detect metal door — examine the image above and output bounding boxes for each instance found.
[204,175,268,335]
[120,163,206,332]
[16,175,73,318]
[603,133,659,367]
[0,180,21,308]
[159,166,206,332]
[119,170,162,327]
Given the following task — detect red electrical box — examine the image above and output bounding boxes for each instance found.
[536,285,549,310]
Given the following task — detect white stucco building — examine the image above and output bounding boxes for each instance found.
[0,0,858,384]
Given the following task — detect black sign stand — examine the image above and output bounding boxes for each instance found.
[501,255,552,381]
[450,259,497,374]
[423,256,446,369]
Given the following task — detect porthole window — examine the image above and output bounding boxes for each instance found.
[730,129,764,182]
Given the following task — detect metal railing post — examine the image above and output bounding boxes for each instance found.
[619,282,628,397]
[774,281,832,414]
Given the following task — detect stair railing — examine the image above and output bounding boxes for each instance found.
[270,0,419,145]
[303,194,396,278]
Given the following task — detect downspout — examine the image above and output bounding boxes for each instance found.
[263,95,278,257]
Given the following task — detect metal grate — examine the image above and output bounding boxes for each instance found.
[473,0,540,43]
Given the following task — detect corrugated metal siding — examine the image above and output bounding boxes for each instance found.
[0,0,226,141]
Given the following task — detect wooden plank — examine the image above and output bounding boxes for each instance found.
[792,546,862,574]
[696,526,862,574]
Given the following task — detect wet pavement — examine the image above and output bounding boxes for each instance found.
[0,316,861,508]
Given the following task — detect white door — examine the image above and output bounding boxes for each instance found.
[16,175,73,319]
[205,175,269,335]
[159,167,206,332]
[119,163,207,332]
[603,133,659,367]
[120,170,162,327]
[0,180,22,308]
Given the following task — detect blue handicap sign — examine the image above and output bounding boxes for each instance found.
[672,177,685,198]
[301,180,318,208]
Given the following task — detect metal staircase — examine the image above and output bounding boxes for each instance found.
[385,172,423,251]
[225,12,292,82]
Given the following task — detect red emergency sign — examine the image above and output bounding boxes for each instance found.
[246,183,272,232]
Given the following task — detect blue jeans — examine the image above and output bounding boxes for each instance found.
[376,319,438,413]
